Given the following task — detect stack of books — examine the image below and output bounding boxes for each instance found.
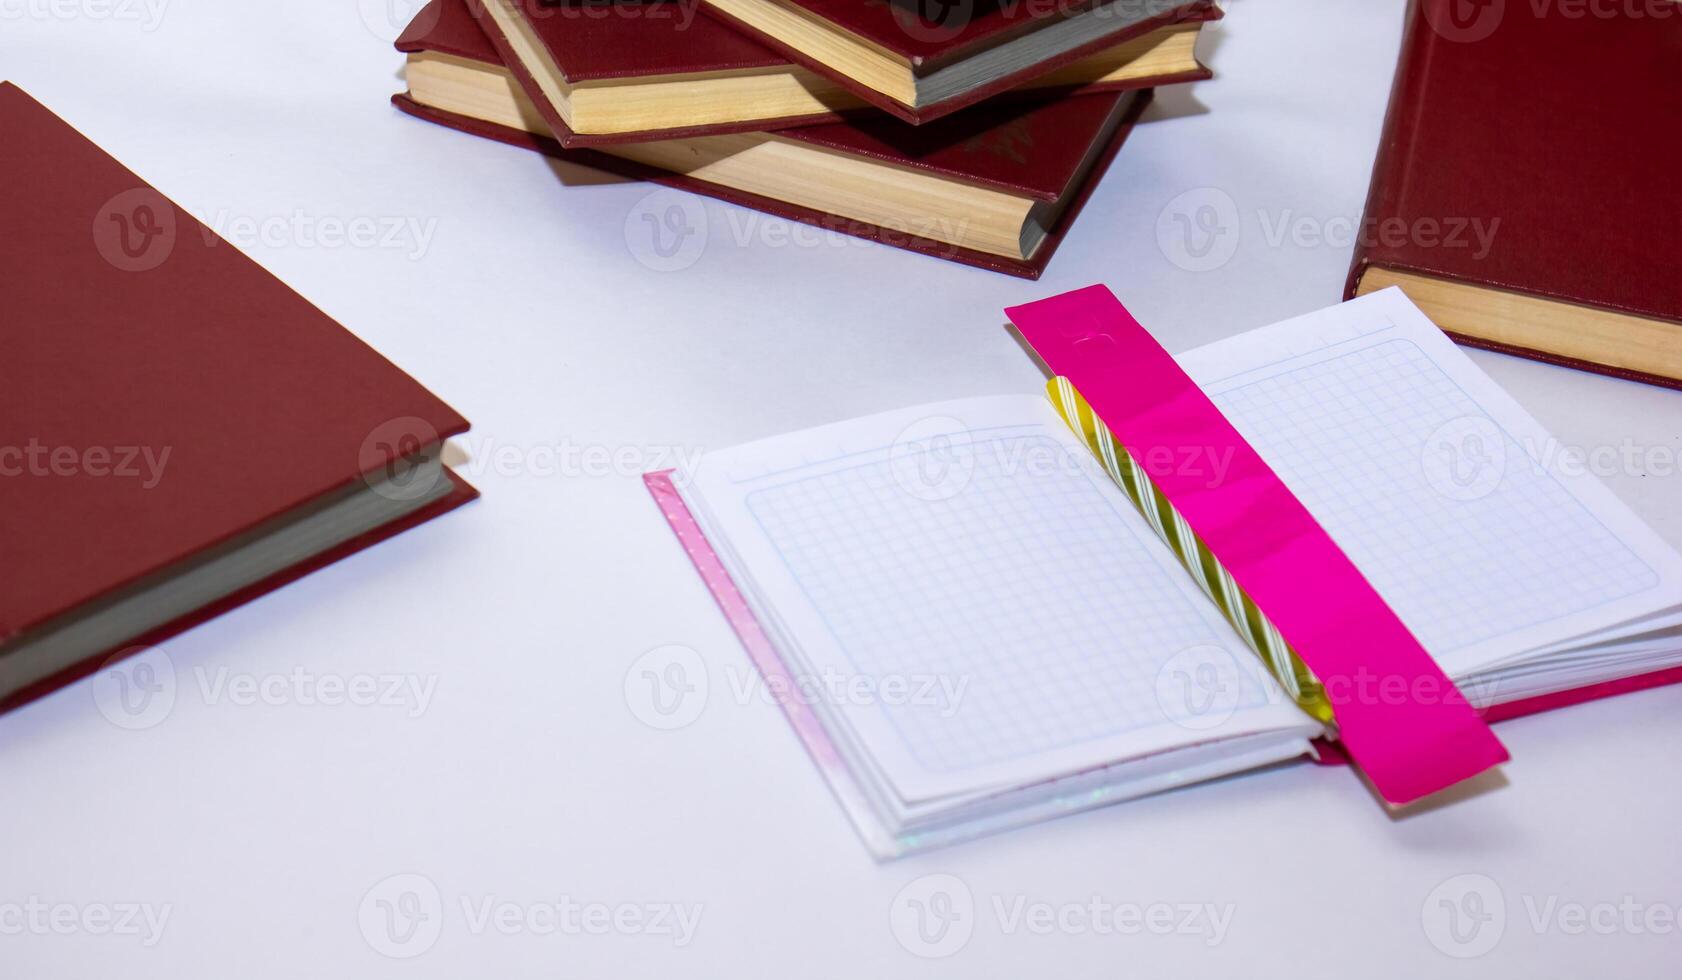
[391,0,1221,277]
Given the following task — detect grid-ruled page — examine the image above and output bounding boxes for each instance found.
[1208,339,1657,654]
[1179,288,1682,677]
[746,430,1261,773]
[689,396,1314,800]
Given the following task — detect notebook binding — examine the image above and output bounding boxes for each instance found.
[1049,376,1336,725]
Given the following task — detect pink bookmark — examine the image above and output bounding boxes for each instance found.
[1007,286,1508,805]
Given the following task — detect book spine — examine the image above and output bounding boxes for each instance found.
[1344,0,1435,299]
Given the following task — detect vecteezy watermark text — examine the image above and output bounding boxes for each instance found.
[358,873,703,959]
[91,189,442,272]
[622,188,972,272]
[0,898,171,948]
[623,644,970,731]
[1156,187,1502,273]
[452,435,704,482]
[0,441,171,489]
[888,417,1238,503]
[1152,644,1505,731]
[1421,414,1682,502]
[889,874,1234,959]
[1424,0,1680,44]
[1,0,168,30]
[202,209,439,261]
[1423,873,1682,958]
[91,646,439,730]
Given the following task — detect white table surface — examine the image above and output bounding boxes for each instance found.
[5,0,1681,976]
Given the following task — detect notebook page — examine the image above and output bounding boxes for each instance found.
[683,396,1317,804]
[1176,287,1682,681]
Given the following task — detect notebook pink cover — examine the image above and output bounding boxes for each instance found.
[642,471,883,845]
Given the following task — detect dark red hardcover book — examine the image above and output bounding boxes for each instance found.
[492,0,787,81]
[446,0,1208,143]
[447,0,841,147]
[0,82,478,715]
[392,8,1151,277]
[1346,0,1682,389]
[698,0,1211,123]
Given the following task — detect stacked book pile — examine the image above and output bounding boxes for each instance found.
[391,0,1220,277]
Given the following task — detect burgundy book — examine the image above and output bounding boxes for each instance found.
[697,0,1212,123]
[443,0,1210,145]
[1347,0,1682,390]
[393,8,1150,278]
[0,82,477,715]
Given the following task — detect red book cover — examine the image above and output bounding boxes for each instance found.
[433,0,1208,143]
[1346,0,1682,390]
[752,0,1191,65]
[394,7,1151,277]
[475,0,788,81]
[408,0,842,146]
[762,86,1141,202]
[0,82,477,714]
[699,0,1212,123]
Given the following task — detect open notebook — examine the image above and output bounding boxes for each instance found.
[651,289,1682,856]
